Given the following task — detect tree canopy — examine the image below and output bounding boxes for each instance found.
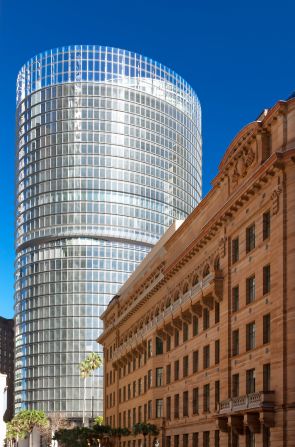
[6,410,48,441]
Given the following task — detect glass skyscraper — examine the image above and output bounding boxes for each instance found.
[15,45,201,419]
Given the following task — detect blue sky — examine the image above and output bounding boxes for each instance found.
[1,0,295,318]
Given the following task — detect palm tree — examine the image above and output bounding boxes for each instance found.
[133,423,159,447]
[79,352,102,426]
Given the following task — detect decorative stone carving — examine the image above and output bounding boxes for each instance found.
[219,237,227,258]
[271,186,282,215]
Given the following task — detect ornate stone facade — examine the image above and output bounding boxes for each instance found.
[98,97,295,447]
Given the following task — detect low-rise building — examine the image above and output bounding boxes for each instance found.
[0,317,14,420]
[98,96,295,447]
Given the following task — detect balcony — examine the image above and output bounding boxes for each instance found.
[219,391,275,415]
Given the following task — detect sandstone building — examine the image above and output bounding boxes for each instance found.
[98,96,295,447]
[0,317,14,420]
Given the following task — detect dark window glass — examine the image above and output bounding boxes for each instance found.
[215,302,220,324]
[203,383,210,412]
[156,367,163,387]
[174,394,179,418]
[232,329,239,356]
[246,428,255,447]
[174,360,179,381]
[203,431,210,447]
[166,437,171,447]
[193,316,199,336]
[148,370,152,389]
[246,275,255,304]
[166,335,171,352]
[183,322,189,342]
[203,308,210,330]
[183,434,189,447]
[232,432,239,447]
[232,237,239,263]
[203,345,210,369]
[246,322,256,351]
[232,285,239,312]
[215,430,220,447]
[246,224,255,253]
[263,264,271,295]
[148,400,152,419]
[166,396,171,420]
[174,435,179,447]
[193,387,199,414]
[183,391,189,417]
[155,399,163,418]
[263,363,271,392]
[215,340,220,364]
[232,373,239,397]
[147,339,152,358]
[263,314,271,344]
[183,355,189,377]
[246,368,256,394]
[166,364,171,385]
[215,380,220,410]
[193,433,199,447]
[174,330,179,347]
[263,426,270,447]
[155,337,163,355]
[193,350,199,373]
[263,211,271,240]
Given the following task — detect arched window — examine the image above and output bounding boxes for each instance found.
[173,290,180,302]
[203,264,210,278]
[183,282,189,295]
[192,274,199,287]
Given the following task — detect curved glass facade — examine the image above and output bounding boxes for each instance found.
[15,45,201,418]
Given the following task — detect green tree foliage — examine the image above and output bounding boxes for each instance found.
[79,352,102,426]
[6,410,48,441]
[54,424,130,447]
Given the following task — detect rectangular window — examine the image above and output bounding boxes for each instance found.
[246,223,256,253]
[232,285,239,312]
[232,329,239,356]
[156,399,163,418]
[174,435,179,447]
[133,381,136,398]
[174,360,179,381]
[263,426,270,447]
[232,237,239,264]
[246,429,255,447]
[147,339,152,358]
[166,436,171,447]
[246,275,255,304]
[166,364,171,385]
[215,340,220,364]
[193,387,199,414]
[156,337,163,355]
[133,408,136,425]
[203,431,210,447]
[148,400,152,419]
[203,383,210,413]
[246,322,256,351]
[147,369,152,389]
[232,432,239,447]
[215,302,220,324]
[166,335,171,352]
[138,378,142,395]
[193,350,199,373]
[166,396,171,420]
[193,433,199,447]
[174,394,179,418]
[215,380,220,410]
[183,355,189,377]
[128,384,131,400]
[263,363,271,392]
[263,210,271,241]
[263,264,271,295]
[215,430,220,447]
[246,368,256,394]
[138,405,142,422]
[193,316,199,336]
[183,434,189,447]
[203,308,210,330]
[263,313,271,344]
[174,329,179,347]
[156,367,163,387]
[232,373,239,397]
[203,345,210,369]
[183,322,189,342]
[183,391,189,417]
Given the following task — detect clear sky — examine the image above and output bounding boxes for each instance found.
[1,0,295,319]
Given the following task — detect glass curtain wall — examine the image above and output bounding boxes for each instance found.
[15,45,201,419]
